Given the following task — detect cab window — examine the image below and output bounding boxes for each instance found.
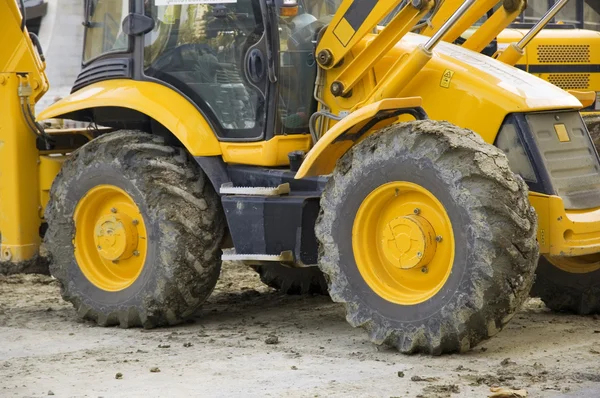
[83,0,130,64]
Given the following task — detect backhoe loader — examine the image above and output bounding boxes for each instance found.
[3,0,600,355]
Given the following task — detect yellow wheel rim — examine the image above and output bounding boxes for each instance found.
[545,254,600,274]
[73,185,148,292]
[352,182,455,305]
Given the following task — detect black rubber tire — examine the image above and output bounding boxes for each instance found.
[250,264,329,295]
[531,257,600,314]
[316,120,539,355]
[45,130,224,328]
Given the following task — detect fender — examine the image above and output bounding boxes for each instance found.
[295,97,425,179]
[37,79,221,156]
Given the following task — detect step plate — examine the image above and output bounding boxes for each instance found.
[219,182,290,196]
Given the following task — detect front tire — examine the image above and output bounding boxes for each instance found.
[45,131,224,328]
[316,120,539,354]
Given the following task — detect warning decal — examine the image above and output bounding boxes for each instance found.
[155,0,236,5]
[440,69,455,89]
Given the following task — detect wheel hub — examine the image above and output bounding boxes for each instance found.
[94,213,139,261]
[352,181,455,305]
[73,185,147,292]
[382,215,437,270]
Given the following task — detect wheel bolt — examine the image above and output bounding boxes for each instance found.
[417,251,422,258]
[132,219,139,226]
[111,208,117,213]
[436,235,443,242]
[97,245,102,250]
[413,208,420,215]
[421,266,428,273]
[133,250,140,257]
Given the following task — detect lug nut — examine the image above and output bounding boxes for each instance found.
[111,208,117,213]
[133,250,140,257]
[97,245,102,250]
[413,208,421,215]
[132,219,139,226]
[417,251,422,258]
[421,266,428,273]
[436,235,443,242]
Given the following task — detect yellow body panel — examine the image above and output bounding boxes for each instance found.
[0,74,41,262]
[530,193,600,257]
[296,97,423,178]
[39,155,65,217]
[37,80,222,157]
[220,135,312,167]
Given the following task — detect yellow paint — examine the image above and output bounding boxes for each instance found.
[529,193,600,257]
[37,80,222,157]
[74,185,147,292]
[0,73,41,262]
[38,155,65,218]
[544,254,600,274]
[554,124,570,142]
[333,18,355,47]
[440,69,454,89]
[568,90,596,109]
[221,135,311,167]
[352,181,454,305]
[295,97,423,178]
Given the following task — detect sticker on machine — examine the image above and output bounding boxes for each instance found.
[154,0,236,5]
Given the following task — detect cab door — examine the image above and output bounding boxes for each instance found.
[142,1,271,141]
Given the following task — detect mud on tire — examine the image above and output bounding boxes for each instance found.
[45,130,224,328]
[316,120,539,354]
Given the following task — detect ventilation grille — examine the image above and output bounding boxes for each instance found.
[72,58,132,93]
[547,73,590,90]
[537,45,590,63]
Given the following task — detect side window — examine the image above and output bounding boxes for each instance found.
[83,0,130,63]
[143,2,266,139]
[584,0,600,31]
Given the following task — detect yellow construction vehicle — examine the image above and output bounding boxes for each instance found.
[3,0,600,354]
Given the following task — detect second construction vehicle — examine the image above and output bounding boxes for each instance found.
[3,0,600,354]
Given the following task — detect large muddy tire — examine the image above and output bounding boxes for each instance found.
[531,256,600,314]
[316,120,539,355]
[45,130,224,328]
[251,264,328,295]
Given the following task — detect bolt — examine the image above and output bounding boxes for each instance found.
[555,115,560,121]
[421,266,428,274]
[417,251,422,258]
[317,49,334,67]
[132,219,139,226]
[395,188,399,197]
[111,208,117,213]
[133,250,140,257]
[436,235,443,242]
[112,260,119,264]
[413,208,421,215]
[411,0,424,9]
[97,245,102,250]
[331,81,344,96]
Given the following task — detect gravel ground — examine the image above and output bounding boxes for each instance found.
[1,262,600,398]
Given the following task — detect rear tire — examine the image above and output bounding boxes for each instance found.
[316,120,539,354]
[251,264,328,295]
[45,131,224,328]
[531,256,600,314]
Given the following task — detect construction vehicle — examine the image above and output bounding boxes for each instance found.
[3,0,600,355]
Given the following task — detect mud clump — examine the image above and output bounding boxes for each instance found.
[412,375,439,382]
[265,335,279,345]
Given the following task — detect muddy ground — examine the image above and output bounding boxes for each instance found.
[1,262,599,398]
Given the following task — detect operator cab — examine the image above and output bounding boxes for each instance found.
[79,0,341,141]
